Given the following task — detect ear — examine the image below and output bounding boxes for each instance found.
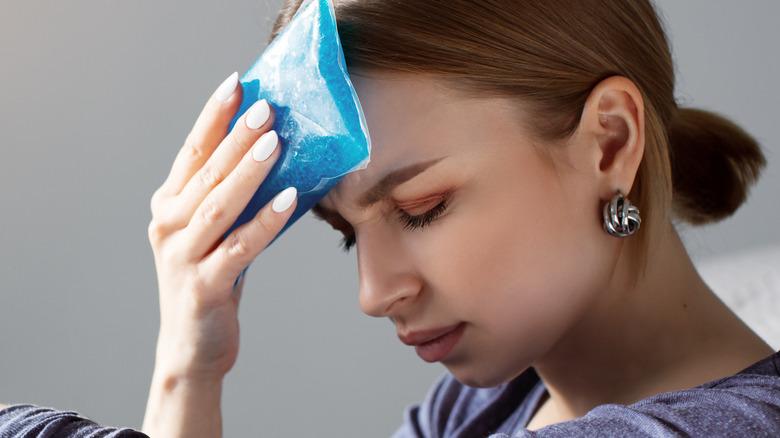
[577,76,645,200]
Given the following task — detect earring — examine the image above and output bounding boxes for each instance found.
[603,192,641,237]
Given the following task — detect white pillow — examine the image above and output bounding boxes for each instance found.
[696,244,780,350]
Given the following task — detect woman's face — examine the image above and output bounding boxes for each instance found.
[315,74,616,387]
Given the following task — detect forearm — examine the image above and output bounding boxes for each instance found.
[142,369,223,438]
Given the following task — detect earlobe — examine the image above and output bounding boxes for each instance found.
[580,77,645,200]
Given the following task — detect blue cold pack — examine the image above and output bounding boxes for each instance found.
[225,0,370,239]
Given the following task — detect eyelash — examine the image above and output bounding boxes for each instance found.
[339,200,449,252]
[400,200,448,231]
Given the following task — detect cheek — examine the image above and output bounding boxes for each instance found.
[417,165,612,357]
[492,184,609,310]
[475,190,600,306]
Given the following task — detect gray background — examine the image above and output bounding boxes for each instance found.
[0,1,778,436]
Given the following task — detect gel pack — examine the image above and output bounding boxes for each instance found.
[226,0,370,239]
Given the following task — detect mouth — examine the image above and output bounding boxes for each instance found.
[398,323,466,363]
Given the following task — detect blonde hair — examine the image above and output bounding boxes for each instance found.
[273,0,764,256]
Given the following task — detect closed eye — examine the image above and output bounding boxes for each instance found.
[341,200,447,251]
[313,195,450,253]
[399,200,448,230]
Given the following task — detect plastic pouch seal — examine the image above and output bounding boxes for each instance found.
[225,0,370,239]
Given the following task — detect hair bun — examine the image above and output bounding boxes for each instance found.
[669,108,765,225]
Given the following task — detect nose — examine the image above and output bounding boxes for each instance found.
[356,227,422,318]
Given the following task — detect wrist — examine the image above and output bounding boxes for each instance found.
[143,369,224,438]
[151,367,224,394]
[152,321,238,382]
[150,350,231,388]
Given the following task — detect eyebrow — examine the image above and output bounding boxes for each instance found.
[356,157,446,208]
[311,157,446,221]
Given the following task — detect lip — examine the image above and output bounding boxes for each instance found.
[398,323,466,363]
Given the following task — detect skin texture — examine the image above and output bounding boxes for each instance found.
[142,73,772,436]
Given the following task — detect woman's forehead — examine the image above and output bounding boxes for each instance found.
[350,74,524,159]
[322,85,534,211]
[346,75,458,174]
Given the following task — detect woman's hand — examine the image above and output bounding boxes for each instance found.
[143,72,297,438]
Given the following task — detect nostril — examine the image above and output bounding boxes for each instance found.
[358,273,423,318]
[384,296,408,315]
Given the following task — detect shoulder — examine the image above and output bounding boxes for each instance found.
[613,351,780,435]
[396,353,780,438]
[0,404,147,438]
[511,351,780,438]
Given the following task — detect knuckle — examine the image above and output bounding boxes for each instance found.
[230,161,255,186]
[224,231,251,260]
[149,191,185,242]
[246,213,275,240]
[197,165,223,189]
[216,212,279,272]
[224,215,273,260]
[226,132,247,155]
[197,196,226,224]
[182,132,206,162]
[147,220,168,246]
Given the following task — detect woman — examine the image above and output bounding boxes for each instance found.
[141,0,779,436]
[2,0,776,436]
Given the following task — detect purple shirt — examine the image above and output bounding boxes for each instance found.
[393,351,780,437]
[0,405,146,437]
[2,352,778,437]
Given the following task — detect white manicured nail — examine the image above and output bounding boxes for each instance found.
[246,99,271,130]
[215,72,239,102]
[272,187,297,213]
[253,131,278,162]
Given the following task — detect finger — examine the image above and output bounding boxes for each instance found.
[200,187,298,291]
[171,99,275,226]
[182,130,281,259]
[159,72,242,197]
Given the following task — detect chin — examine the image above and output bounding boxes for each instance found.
[447,363,521,388]
[445,350,534,388]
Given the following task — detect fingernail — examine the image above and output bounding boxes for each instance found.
[253,130,278,162]
[215,72,239,102]
[272,187,297,213]
[246,99,271,130]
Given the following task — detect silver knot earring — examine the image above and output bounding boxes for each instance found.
[603,192,641,237]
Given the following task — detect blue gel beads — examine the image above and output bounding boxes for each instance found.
[225,0,370,239]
